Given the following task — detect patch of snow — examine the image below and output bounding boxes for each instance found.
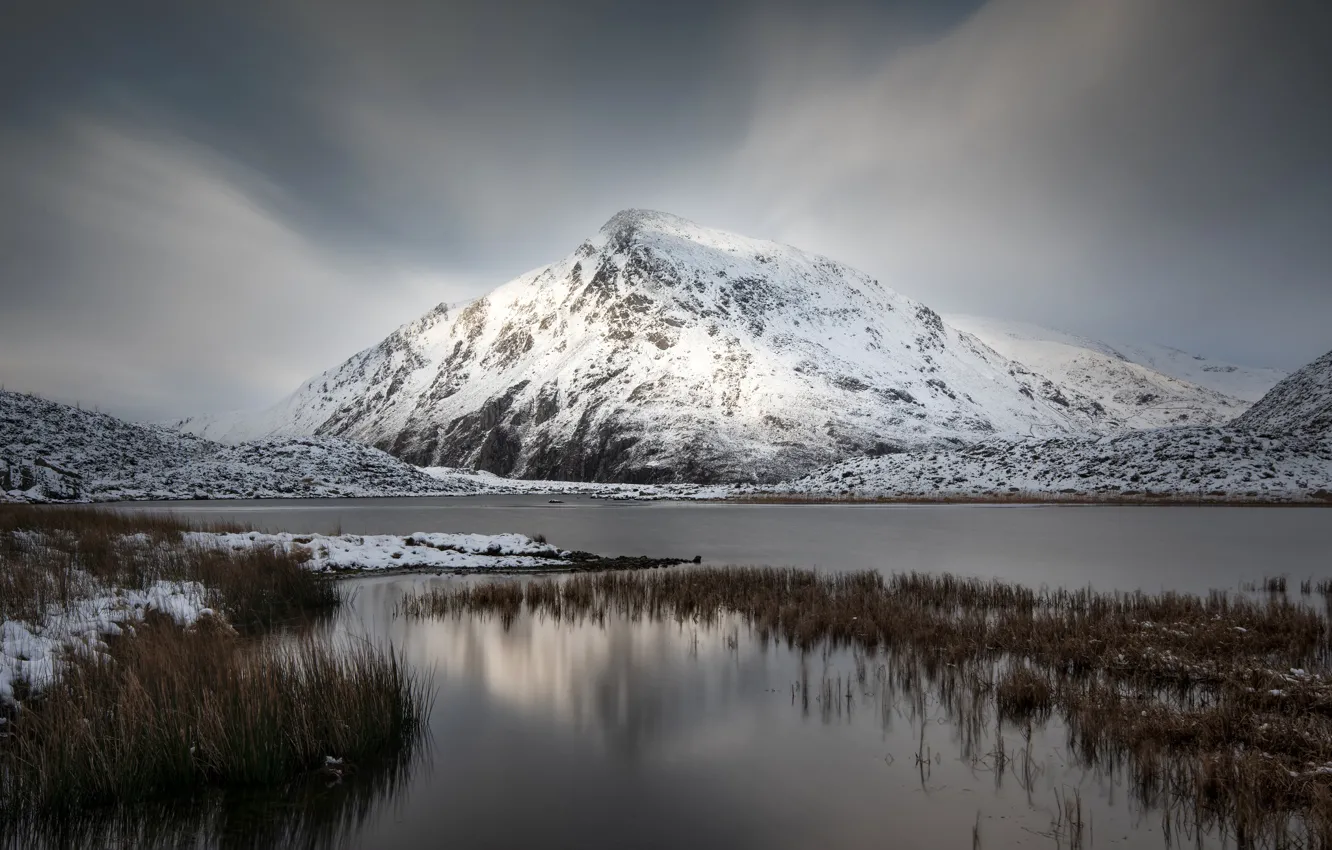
[1,578,212,704]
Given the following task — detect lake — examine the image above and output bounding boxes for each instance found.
[73,498,1332,848]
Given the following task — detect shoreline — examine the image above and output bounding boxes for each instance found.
[10,490,1332,508]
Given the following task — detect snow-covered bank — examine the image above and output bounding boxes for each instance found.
[188,529,696,572]
[1,524,671,706]
[189,530,576,571]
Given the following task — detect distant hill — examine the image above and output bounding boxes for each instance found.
[945,315,1284,426]
[0,390,482,501]
[1235,349,1332,437]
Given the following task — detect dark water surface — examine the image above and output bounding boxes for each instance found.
[74,498,1332,848]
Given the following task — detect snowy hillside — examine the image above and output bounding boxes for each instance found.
[1236,349,1332,436]
[944,315,1282,426]
[780,428,1332,502]
[176,210,1121,483]
[0,390,482,501]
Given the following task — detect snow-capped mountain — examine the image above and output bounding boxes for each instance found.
[0,390,483,501]
[944,315,1284,427]
[1236,348,1332,436]
[175,210,1120,483]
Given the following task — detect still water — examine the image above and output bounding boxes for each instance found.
[80,498,1332,847]
[119,495,1332,594]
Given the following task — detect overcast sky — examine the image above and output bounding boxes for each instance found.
[2,0,1329,421]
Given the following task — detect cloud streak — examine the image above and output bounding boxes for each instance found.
[0,117,473,420]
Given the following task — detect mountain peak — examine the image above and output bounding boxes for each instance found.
[593,209,708,252]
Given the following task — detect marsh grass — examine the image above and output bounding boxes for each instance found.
[400,568,1326,683]
[401,566,1332,846]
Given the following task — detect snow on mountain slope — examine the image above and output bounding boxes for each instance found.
[1236,349,1332,436]
[781,427,1332,502]
[944,315,1279,427]
[0,390,480,501]
[177,210,1118,483]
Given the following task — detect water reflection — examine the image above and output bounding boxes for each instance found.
[333,576,1217,850]
[3,747,423,850]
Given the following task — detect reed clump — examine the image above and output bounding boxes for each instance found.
[0,614,428,813]
[994,665,1053,721]
[399,567,1326,686]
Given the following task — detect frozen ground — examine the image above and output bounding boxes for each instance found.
[418,467,730,500]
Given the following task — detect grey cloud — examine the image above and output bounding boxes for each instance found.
[728,0,1332,367]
